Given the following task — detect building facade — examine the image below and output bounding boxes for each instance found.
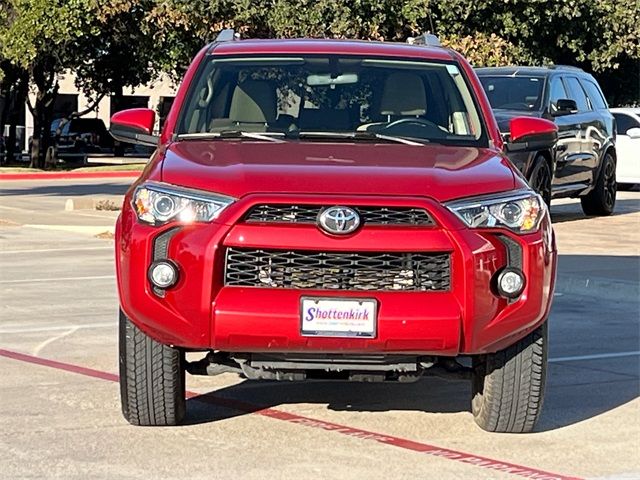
[13,71,177,152]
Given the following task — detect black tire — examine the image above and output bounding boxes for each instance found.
[581,152,616,216]
[618,183,637,191]
[119,310,186,426]
[528,155,552,208]
[471,321,547,433]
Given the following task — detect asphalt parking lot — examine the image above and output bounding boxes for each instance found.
[0,178,638,480]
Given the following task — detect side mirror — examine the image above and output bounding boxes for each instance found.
[625,127,640,139]
[505,117,558,152]
[109,108,159,147]
[550,99,578,117]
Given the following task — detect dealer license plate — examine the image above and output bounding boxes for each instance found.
[300,297,377,338]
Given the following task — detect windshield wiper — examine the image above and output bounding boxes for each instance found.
[176,130,286,143]
[295,131,427,146]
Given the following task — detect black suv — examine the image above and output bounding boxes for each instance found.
[476,66,616,215]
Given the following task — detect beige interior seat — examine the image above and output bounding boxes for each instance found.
[229,80,277,128]
[380,73,427,117]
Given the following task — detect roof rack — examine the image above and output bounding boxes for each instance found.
[215,28,240,42]
[548,64,583,72]
[407,33,441,47]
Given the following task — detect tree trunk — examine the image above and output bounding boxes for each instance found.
[29,60,58,169]
[2,69,29,165]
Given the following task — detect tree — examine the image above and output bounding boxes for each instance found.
[145,0,433,78]
[145,0,638,104]
[0,0,100,167]
[0,0,160,168]
[431,0,640,104]
[0,1,29,165]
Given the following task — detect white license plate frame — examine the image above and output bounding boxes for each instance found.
[300,297,377,338]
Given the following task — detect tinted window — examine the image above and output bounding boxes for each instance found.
[548,77,568,104]
[70,119,107,134]
[613,113,640,135]
[581,80,607,110]
[564,77,590,111]
[479,76,544,111]
[179,56,486,146]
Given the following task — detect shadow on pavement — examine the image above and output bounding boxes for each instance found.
[184,376,470,427]
[182,253,639,432]
[0,182,131,197]
[551,197,640,223]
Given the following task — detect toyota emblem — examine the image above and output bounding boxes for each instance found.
[318,206,360,235]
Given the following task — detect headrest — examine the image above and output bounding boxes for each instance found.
[229,80,277,124]
[380,73,427,116]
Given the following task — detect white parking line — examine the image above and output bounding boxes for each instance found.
[0,323,116,333]
[32,327,79,356]
[0,246,112,254]
[0,275,115,284]
[549,351,640,363]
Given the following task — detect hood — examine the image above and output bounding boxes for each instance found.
[160,141,516,203]
[492,109,542,134]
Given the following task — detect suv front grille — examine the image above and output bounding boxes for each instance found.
[225,248,450,291]
[245,205,434,226]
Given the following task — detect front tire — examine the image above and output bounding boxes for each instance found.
[119,310,186,426]
[471,321,547,433]
[581,152,616,216]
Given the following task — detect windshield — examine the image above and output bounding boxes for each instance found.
[178,55,486,146]
[478,76,544,111]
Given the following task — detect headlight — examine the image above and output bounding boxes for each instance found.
[446,191,545,233]
[133,182,235,226]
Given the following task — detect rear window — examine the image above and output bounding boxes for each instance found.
[613,113,640,135]
[580,79,608,110]
[178,55,487,146]
[564,77,590,111]
[478,76,544,111]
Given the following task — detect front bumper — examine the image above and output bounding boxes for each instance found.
[116,193,556,356]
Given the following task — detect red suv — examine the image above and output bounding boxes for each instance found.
[111,32,558,433]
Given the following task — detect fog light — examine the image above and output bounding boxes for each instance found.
[148,261,178,289]
[496,268,525,298]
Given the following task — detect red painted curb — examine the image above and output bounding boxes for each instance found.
[0,171,141,180]
[0,347,583,480]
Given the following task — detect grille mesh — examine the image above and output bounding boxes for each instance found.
[245,205,434,226]
[225,248,450,291]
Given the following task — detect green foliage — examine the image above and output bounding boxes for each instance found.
[431,0,639,71]
[143,0,637,103]
[0,0,97,69]
[441,33,531,67]
[1,0,639,129]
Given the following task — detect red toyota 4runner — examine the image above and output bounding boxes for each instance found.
[111,31,558,433]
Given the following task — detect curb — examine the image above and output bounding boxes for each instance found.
[555,274,639,302]
[0,171,141,181]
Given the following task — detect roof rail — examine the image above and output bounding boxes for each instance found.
[215,28,240,42]
[407,33,441,47]
[548,64,583,72]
